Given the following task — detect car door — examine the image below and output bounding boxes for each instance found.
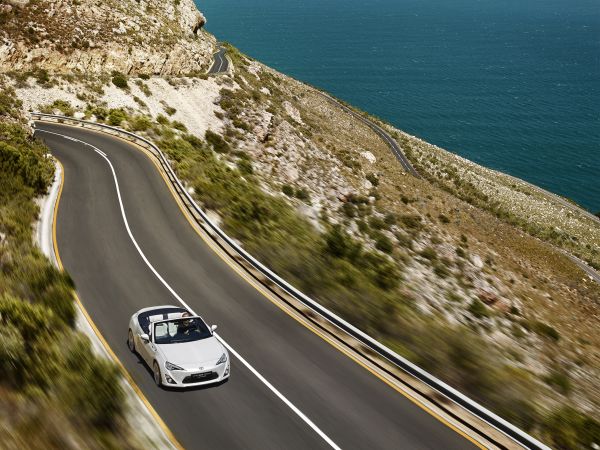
[139,323,158,365]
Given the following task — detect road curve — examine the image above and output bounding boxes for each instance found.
[35,122,477,450]
[208,47,229,74]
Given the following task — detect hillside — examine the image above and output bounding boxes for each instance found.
[1,0,599,448]
[0,0,215,75]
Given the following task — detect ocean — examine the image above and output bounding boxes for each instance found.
[197,0,600,213]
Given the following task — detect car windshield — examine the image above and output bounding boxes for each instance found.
[153,318,211,344]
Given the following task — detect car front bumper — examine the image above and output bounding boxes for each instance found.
[162,361,230,388]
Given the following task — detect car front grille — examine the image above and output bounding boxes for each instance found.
[182,371,218,384]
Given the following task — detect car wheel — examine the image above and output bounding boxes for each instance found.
[127,329,135,353]
[153,361,162,386]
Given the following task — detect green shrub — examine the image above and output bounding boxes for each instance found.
[89,106,108,121]
[0,87,23,118]
[468,299,490,318]
[324,225,361,260]
[172,120,187,132]
[366,173,379,186]
[542,407,600,449]
[107,108,126,126]
[342,202,357,218]
[165,106,177,116]
[543,369,571,395]
[368,216,386,230]
[0,124,54,194]
[295,187,310,201]
[156,114,169,125]
[111,72,128,89]
[373,232,393,254]
[56,337,124,429]
[129,115,152,131]
[530,320,560,342]
[44,99,74,116]
[0,322,26,385]
[205,129,230,153]
[434,262,451,278]
[384,213,397,225]
[356,219,369,233]
[419,246,437,261]
[438,214,450,224]
[237,159,253,175]
[400,214,422,230]
[455,246,467,258]
[34,68,50,85]
[394,232,412,249]
[282,184,294,196]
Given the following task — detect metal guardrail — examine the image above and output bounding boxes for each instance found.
[33,113,550,450]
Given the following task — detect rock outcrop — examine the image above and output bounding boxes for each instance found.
[0,0,215,75]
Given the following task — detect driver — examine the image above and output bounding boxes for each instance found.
[177,312,195,336]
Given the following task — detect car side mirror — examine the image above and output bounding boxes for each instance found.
[140,333,150,343]
[211,324,218,332]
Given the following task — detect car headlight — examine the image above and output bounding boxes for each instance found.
[216,353,227,365]
[165,361,184,371]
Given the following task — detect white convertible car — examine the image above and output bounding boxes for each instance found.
[128,305,230,387]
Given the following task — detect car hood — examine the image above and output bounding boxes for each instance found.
[157,337,224,368]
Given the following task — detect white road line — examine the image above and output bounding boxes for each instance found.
[37,128,342,450]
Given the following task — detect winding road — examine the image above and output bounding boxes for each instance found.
[208,47,229,74]
[36,122,476,450]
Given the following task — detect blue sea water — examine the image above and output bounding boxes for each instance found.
[197,0,600,212]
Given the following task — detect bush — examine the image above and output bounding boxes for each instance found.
[0,88,23,118]
[41,99,74,116]
[542,407,600,449]
[324,225,361,260]
[172,120,187,132]
[468,299,490,319]
[342,202,357,218]
[129,115,152,132]
[165,106,177,116]
[384,213,397,225]
[455,246,467,258]
[282,184,294,196]
[34,68,50,85]
[419,246,437,261]
[530,320,560,342]
[438,214,450,224]
[373,232,393,254]
[368,216,386,230]
[111,72,128,89]
[366,173,379,186]
[294,187,310,201]
[434,262,451,278]
[56,337,124,429]
[237,159,253,175]
[400,214,422,230]
[543,369,571,395]
[205,129,230,153]
[107,108,126,126]
[156,114,169,125]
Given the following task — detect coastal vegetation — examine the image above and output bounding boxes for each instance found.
[0,81,137,448]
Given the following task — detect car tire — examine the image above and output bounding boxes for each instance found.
[153,361,162,387]
[127,329,135,353]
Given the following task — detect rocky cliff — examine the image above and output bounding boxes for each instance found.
[0,0,215,75]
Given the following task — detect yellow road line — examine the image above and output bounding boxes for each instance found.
[134,141,488,449]
[51,158,185,450]
[47,121,488,449]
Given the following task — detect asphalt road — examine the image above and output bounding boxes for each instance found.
[208,47,229,74]
[36,122,475,450]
